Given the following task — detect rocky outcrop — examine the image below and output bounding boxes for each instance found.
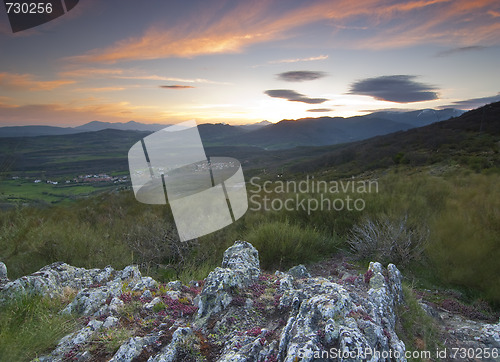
[1,240,498,361]
[0,262,142,301]
[0,261,8,282]
[195,240,261,322]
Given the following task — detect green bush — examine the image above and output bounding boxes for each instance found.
[244,220,340,270]
[1,169,499,308]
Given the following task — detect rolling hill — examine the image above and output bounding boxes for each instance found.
[285,102,500,175]
[0,109,462,149]
[0,104,494,179]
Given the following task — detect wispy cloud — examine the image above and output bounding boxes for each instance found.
[436,45,487,57]
[58,67,126,78]
[68,0,500,63]
[59,67,226,84]
[160,85,196,89]
[269,55,329,64]
[72,86,128,92]
[68,0,279,63]
[356,0,500,49]
[277,71,327,82]
[264,89,328,104]
[117,75,227,84]
[349,75,439,103]
[0,72,75,91]
[438,93,500,109]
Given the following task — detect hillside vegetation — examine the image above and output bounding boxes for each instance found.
[1,102,499,305]
[1,167,499,306]
[289,102,500,176]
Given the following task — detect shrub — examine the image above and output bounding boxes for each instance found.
[347,215,428,266]
[124,217,199,278]
[244,220,340,270]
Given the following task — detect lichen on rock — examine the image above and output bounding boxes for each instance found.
[1,240,497,361]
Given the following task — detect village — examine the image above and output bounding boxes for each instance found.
[27,173,130,186]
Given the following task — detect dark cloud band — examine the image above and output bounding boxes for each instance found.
[264,89,328,104]
[160,85,195,89]
[349,75,438,103]
[436,46,487,57]
[277,71,327,82]
[307,108,332,112]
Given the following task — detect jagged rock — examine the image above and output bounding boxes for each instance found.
[144,296,163,311]
[0,263,143,302]
[103,316,120,329]
[434,309,500,360]
[219,334,276,362]
[131,276,158,291]
[167,280,183,291]
[148,327,195,362]
[5,241,499,361]
[221,240,260,279]
[196,241,260,322]
[60,270,159,317]
[287,264,311,279]
[38,319,105,361]
[62,273,157,316]
[0,261,7,281]
[110,331,163,362]
[142,289,153,300]
[277,263,407,362]
[275,271,294,292]
[367,262,402,329]
[481,321,500,349]
[387,263,404,304]
[61,282,123,316]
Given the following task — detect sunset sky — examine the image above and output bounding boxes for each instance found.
[1,0,499,126]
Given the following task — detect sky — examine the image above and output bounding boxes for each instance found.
[0,0,499,126]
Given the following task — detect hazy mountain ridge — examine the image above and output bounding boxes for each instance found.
[74,120,169,132]
[0,109,463,144]
[3,105,495,178]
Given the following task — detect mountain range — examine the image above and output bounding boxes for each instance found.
[0,108,464,149]
[0,103,497,178]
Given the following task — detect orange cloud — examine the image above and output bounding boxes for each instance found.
[58,67,126,78]
[58,67,227,85]
[356,1,500,49]
[72,86,128,92]
[0,73,75,91]
[68,0,500,63]
[0,96,19,108]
